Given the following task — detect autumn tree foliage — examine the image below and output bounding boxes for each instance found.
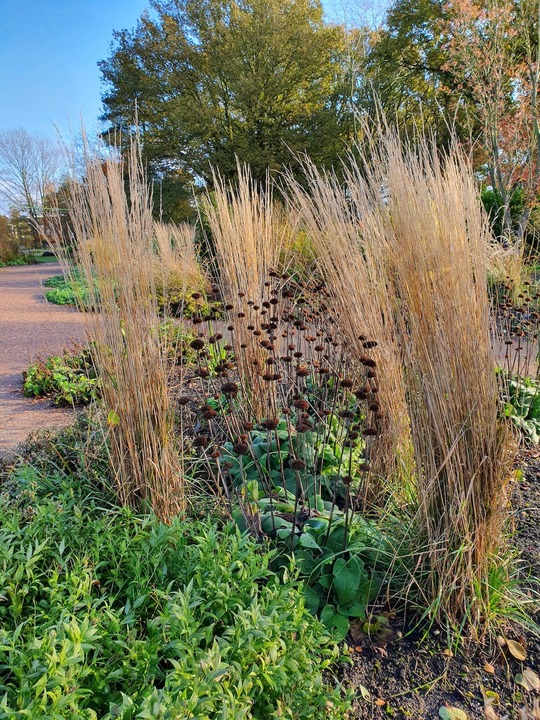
[440,0,540,238]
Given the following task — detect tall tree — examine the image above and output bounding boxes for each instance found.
[441,0,540,238]
[99,0,352,186]
[0,128,63,243]
[361,0,468,145]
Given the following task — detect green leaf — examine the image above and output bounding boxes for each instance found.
[337,600,366,618]
[299,533,322,552]
[107,410,120,427]
[304,517,329,532]
[261,515,293,533]
[333,557,363,604]
[357,576,380,604]
[320,604,349,641]
[303,585,320,615]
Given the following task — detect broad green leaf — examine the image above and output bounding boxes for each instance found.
[303,585,320,615]
[299,532,322,551]
[333,557,363,604]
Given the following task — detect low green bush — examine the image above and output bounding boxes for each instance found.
[43,271,93,308]
[0,469,351,719]
[23,349,99,406]
[0,255,31,268]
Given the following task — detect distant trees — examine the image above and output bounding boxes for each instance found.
[0,128,63,244]
[99,0,355,199]
[98,0,540,237]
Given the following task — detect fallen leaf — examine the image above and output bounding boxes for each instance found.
[349,619,366,646]
[481,686,499,720]
[375,698,386,706]
[523,668,540,691]
[516,668,540,692]
[506,639,527,661]
[376,627,398,643]
[443,648,454,657]
[439,706,468,720]
[497,636,507,648]
[358,684,370,700]
[484,663,495,674]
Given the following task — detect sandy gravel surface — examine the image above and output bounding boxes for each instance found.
[0,263,86,456]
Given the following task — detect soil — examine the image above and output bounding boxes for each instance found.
[341,451,540,720]
[0,263,86,457]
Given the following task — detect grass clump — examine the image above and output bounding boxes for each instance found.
[286,134,516,633]
[0,468,351,719]
[50,140,184,519]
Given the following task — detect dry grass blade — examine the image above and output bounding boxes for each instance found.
[286,160,410,499]
[50,139,184,520]
[203,164,291,418]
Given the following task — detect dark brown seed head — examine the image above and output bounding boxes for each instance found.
[221,382,239,394]
[290,458,306,471]
[261,418,280,430]
[232,442,250,455]
[178,396,191,406]
[193,435,209,448]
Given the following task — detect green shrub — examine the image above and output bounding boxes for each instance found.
[23,349,99,405]
[0,471,351,719]
[232,482,386,641]
[0,255,30,268]
[44,271,93,308]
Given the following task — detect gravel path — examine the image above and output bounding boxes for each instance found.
[0,263,86,456]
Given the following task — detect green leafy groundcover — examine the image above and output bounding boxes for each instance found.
[0,469,351,719]
[23,349,99,406]
[500,372,540,443]
[43,271,93,308]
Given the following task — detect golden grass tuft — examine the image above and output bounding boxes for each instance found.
[289,134,515,629]
[51,141,184,520]
[203,165,292,418]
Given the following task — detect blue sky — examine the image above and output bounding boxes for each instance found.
[0,0,378,144]
[0,0,154,141]
[0,0,375,144]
